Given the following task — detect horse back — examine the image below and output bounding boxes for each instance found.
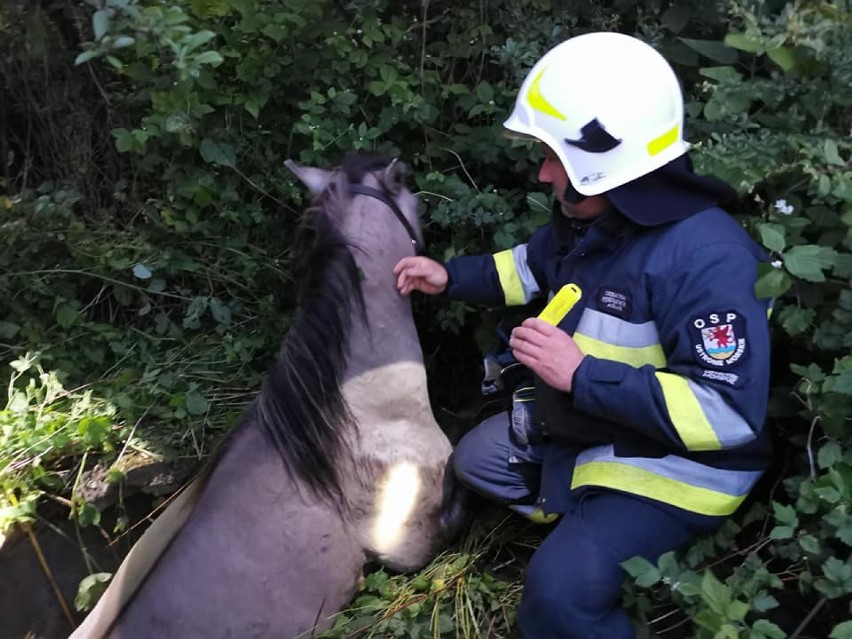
[74,419,365,638]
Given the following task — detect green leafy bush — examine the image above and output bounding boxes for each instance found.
[0,353,123,531]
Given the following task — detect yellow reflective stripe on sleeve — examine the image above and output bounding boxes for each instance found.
[655,372,721,451]
[647,124,679,156]
[574,333,666,368]
[492,250,526,306]
[572,461,746,516]
[527,69,567,121]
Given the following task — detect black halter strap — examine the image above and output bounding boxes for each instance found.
[348,184,422,255]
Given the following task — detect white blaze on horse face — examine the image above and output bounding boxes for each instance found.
[371,461,422,554]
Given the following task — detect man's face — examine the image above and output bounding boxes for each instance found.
[537,145,612,220]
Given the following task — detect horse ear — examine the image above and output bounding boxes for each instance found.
[284,159,333,196]
[380,158,408,195]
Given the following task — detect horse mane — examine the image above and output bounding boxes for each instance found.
[257,153,391,504]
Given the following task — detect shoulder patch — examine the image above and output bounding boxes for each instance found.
[690,311,747,367]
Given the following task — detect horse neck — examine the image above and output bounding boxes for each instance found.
[343,256,423,383]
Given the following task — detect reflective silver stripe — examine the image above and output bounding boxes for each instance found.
[576,444,762,495]
[574,308,666,368]
[511,244,540,304]
[575,309,660,347]
[688,380,756,447]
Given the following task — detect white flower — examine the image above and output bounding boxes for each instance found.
[774,199,794,215]
[771,260,783,269]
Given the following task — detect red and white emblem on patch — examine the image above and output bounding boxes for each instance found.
[701,324,736,361]
[691,312,747,367]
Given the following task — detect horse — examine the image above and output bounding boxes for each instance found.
[71,153,467,638]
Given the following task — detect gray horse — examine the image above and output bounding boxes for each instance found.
[72,154,466,638]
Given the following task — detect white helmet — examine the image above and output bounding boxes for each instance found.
[504,32,689,197]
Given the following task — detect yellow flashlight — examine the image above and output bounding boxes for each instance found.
[537,283,583,326]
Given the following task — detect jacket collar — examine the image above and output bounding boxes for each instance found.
[552,204,637,257]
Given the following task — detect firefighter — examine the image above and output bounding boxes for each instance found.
[394,32,772,638]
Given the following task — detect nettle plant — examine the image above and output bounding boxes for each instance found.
[0,353,125,532]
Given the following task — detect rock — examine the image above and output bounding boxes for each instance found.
[75,452,195,512]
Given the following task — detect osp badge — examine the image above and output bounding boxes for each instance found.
[690,311,747,367]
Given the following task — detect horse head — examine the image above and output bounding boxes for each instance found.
[285,154,423,270]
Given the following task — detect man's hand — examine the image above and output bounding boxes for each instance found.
[393,256,449,296]
[510,318,586,392]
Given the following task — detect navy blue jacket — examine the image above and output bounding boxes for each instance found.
[445,206,772,517]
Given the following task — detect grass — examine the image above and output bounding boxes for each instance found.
[320,508,540,639]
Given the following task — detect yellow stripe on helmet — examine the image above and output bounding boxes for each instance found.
[647,124,680,156]
[527,69,567,121]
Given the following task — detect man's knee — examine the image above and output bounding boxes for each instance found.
[517,531,632,638]
[452,423,491,488]
[523,555,614,615]
[452,414,539,504]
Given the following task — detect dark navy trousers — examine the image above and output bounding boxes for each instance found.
[453,412,723,639]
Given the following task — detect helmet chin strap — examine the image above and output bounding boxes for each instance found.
[563,182,588,205]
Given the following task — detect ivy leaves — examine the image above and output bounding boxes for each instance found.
[199,139,236,167]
